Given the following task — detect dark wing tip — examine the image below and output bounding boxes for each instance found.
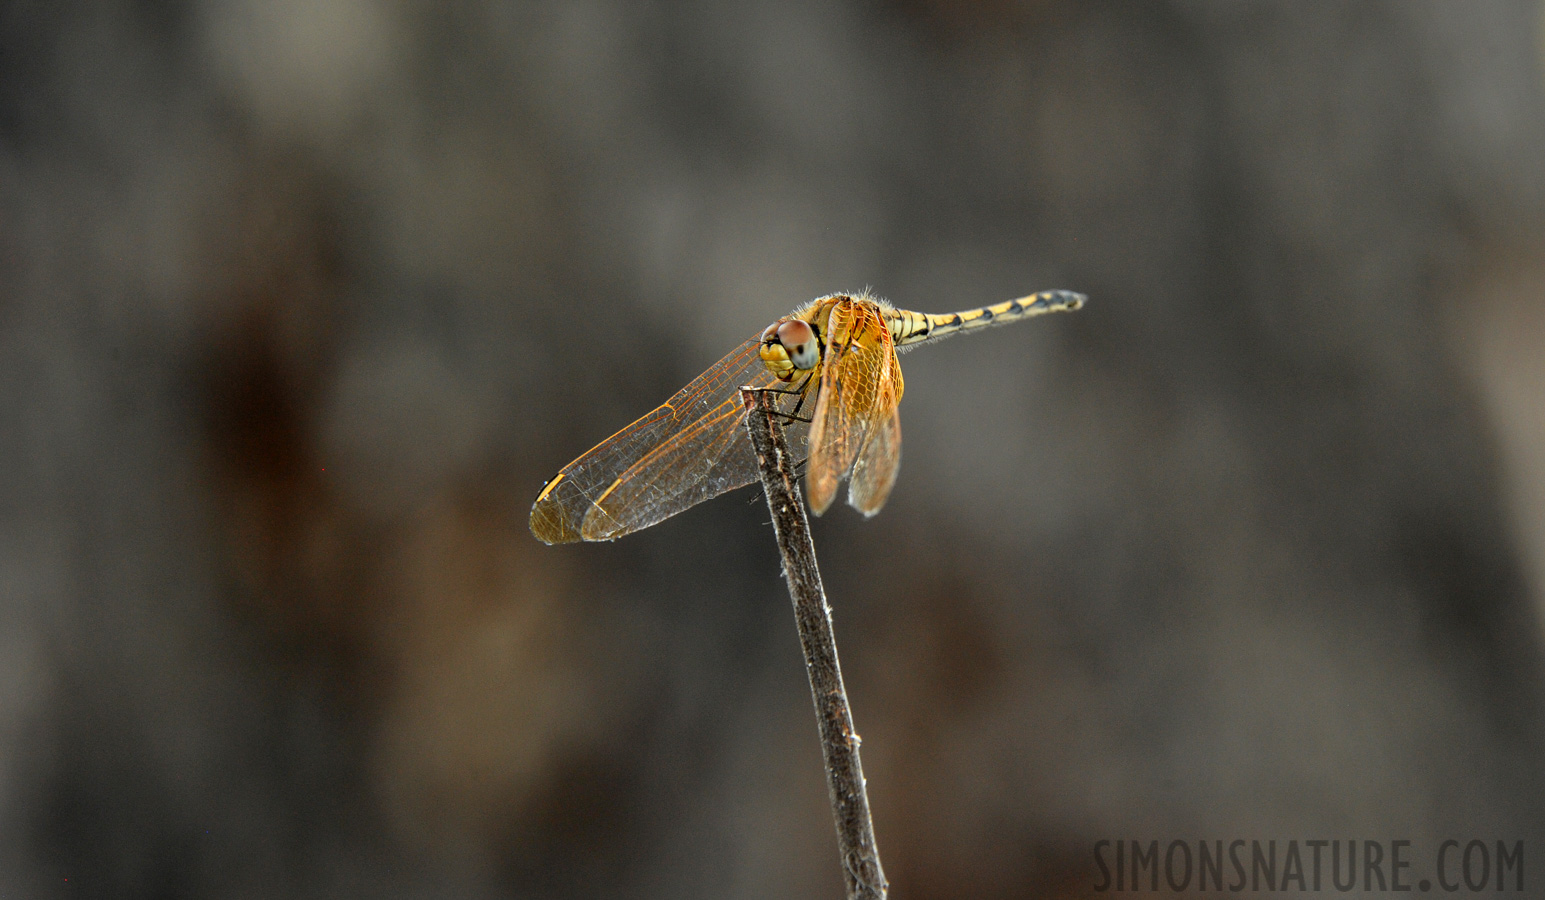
[530,477,583,543]
[529,500,580,544]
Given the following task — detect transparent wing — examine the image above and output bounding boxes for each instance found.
[806,301,897,515]
[530,335,810,543]
[847,370,902,515]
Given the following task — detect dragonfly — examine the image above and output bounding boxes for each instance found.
[530,289,1085,543]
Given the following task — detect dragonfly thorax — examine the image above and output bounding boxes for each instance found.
[759,317,821,381]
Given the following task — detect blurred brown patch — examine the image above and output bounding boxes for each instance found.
[853,542,1062,898]
[198,158,374,687]
[371,495,595,864]
[197,155,597,867]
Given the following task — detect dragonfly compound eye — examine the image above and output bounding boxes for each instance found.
[777,319,819,370]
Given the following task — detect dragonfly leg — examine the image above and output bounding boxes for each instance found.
[744,375,815,425]
[784,372,816,423]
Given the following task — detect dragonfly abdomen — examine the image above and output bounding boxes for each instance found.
[891,289,1085,347]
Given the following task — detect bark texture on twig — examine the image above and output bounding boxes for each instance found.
[741,388,888,900]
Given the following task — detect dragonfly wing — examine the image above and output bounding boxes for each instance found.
[579,392,755,540]
[585,380,814,540]
[806,300,894,515]
[530,336,794,543]
[847,365,902,516]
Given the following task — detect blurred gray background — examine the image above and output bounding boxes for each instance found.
[5,1,1545,897]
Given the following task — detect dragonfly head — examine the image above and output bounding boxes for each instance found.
[759,317,820,381]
